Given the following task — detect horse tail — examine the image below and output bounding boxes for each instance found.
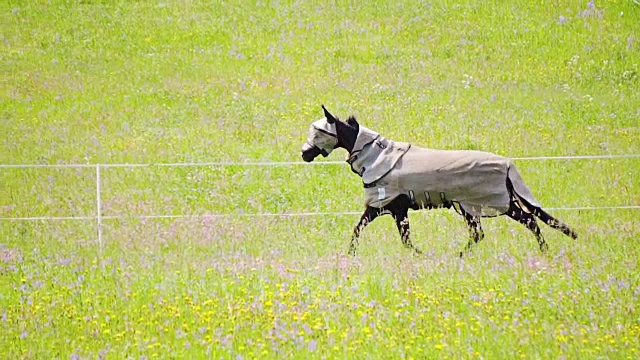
[531,206,578,239]
[506,170,578,240]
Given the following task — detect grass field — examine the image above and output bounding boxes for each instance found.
[2,0,640,358]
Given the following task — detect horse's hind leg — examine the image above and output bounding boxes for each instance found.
[460,212,484,257]
[507,204,548,252]
[508,185,578,240]
[532,208,578,239]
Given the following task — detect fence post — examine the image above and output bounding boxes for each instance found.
[96,164,103,249]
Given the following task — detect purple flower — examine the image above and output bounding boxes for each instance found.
[360,313,369,324]
[308,340,318,352]
[580,1,603,19]
[558,16,567,25]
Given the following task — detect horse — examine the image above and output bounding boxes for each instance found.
[301,105,578,257]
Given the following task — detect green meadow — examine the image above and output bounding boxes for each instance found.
[2,0,639,358]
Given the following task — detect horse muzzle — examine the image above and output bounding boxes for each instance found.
[301,143,324,162]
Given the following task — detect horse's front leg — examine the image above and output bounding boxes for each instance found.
[349,206,380,256]
[390,205,423,255]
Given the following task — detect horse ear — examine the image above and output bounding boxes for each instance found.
[347,116,359,127]
[321,105,336,124]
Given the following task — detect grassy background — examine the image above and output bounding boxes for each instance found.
[2,0,639,359]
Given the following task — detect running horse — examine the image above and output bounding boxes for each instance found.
[301,105,578,256]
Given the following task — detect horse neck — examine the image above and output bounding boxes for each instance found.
[335,121,358,153]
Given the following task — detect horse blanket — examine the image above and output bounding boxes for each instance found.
[347,126,540,217]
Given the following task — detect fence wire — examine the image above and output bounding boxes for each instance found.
[1,155,638,228]
[2,206,639,222]
[1,153,639,168]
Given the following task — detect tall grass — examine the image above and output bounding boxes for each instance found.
[2,0,639,358]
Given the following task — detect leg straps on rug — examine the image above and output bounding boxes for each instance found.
[407,190,462,214]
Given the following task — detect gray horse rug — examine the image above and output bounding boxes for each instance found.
[347,125,540,217]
